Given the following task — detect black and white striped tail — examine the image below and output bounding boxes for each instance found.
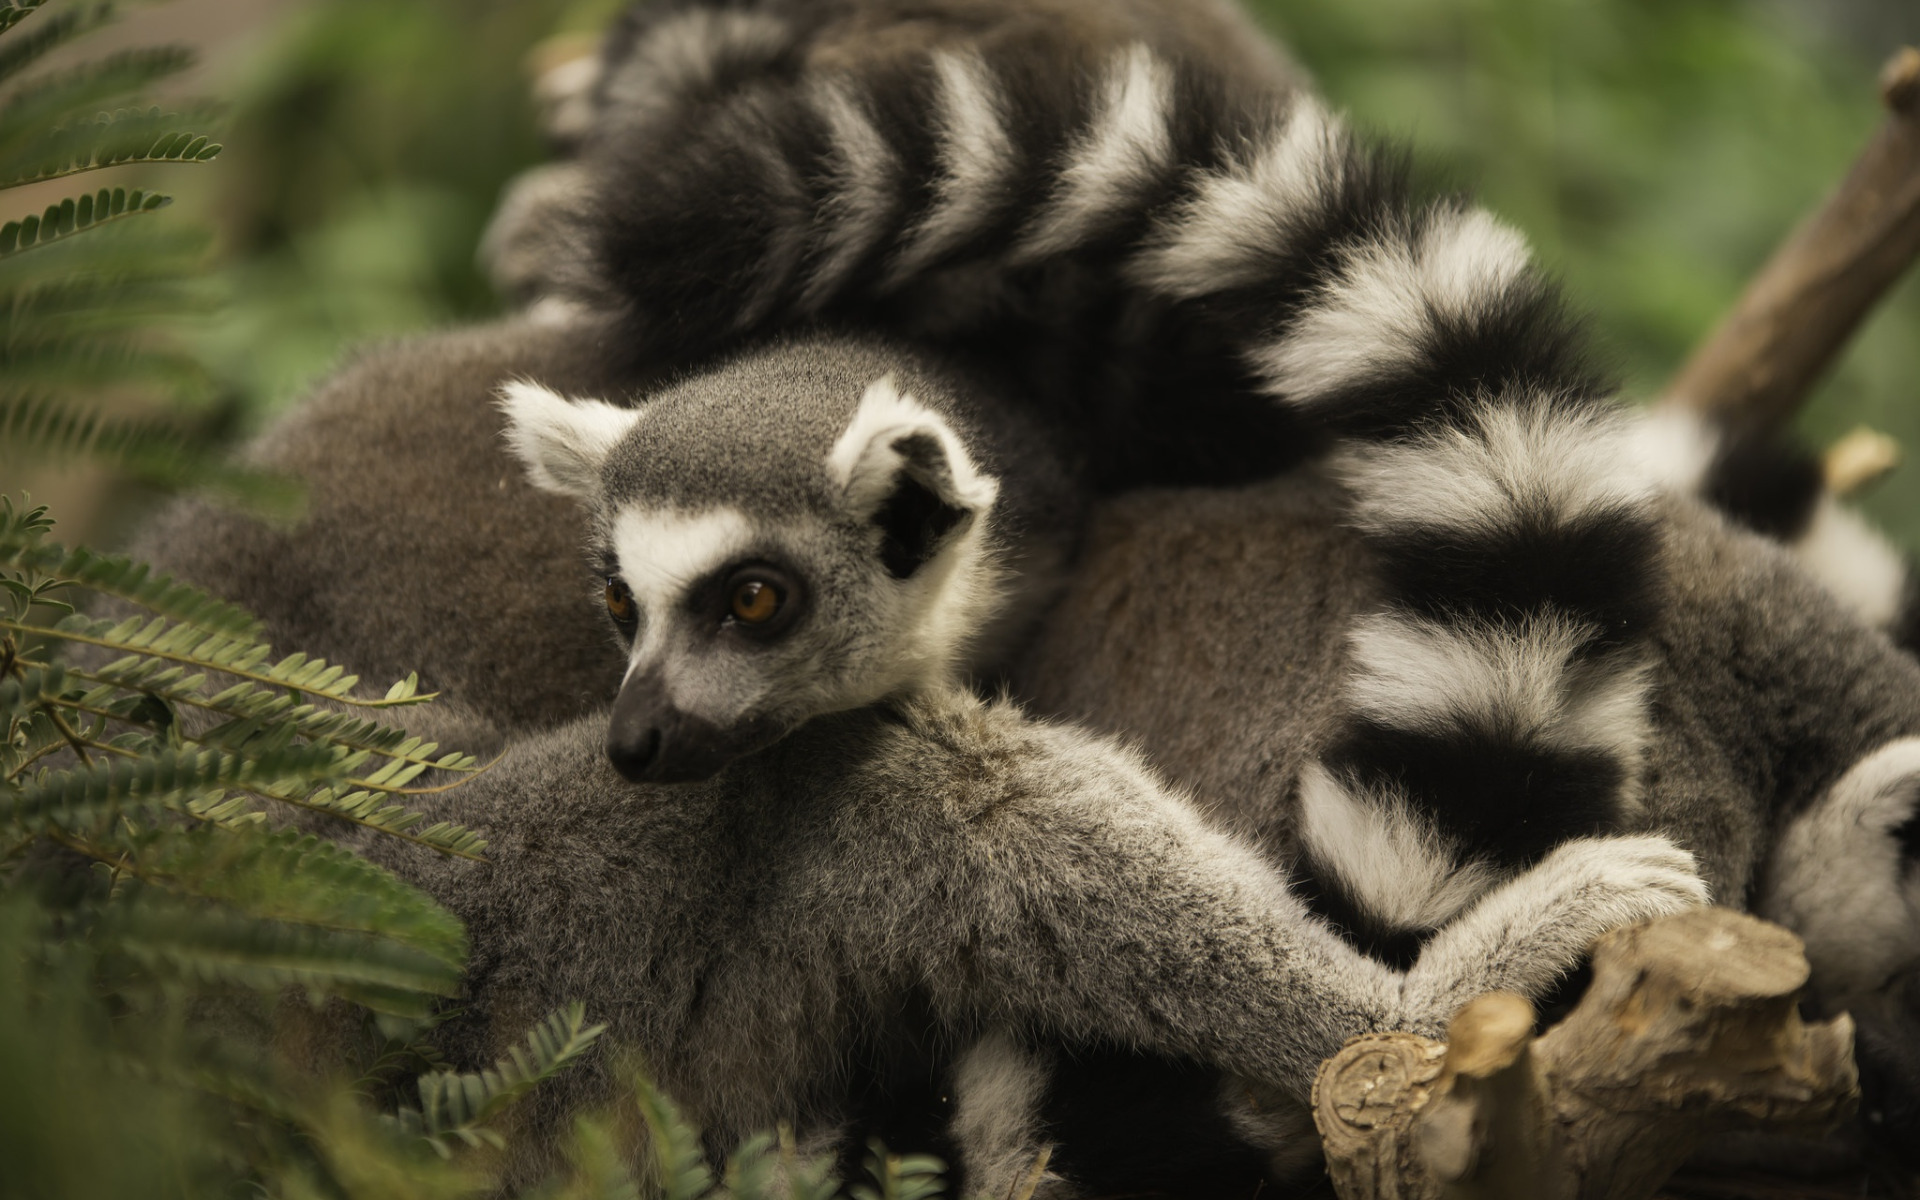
[1245,210,1666,964]
[574,23,1674,959]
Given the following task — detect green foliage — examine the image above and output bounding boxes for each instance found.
[395,1001,609,1155]
[0,0,249,508]
[1246,0,1920,543]
[0,495,648,1199]
[0,494,976,1197]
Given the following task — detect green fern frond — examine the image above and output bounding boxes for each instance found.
[557,1117,644,1200]
[0,662,67,720]
[0,519,261,635]
[0,186,171,260]
[777,1126,844,1200]
[395,1002,607,1155]
[100,885,465,1014]
[723,1134,779,1200]
[6,741,348,832]
[0,47,196,149]
[2,330,207,391]
[15,611,453,713]
[2,107,220,187]
[851,1142,946,1200]
[272,783,486,857]
[0,214,208,294]
[0,3,114,89]
[132,826,467,966]
[0,272,213,329]
[0,398,304,512]
[0,1,52,37]
[633,1064,716,1200]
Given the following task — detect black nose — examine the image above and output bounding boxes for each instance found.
[606,722,663,783]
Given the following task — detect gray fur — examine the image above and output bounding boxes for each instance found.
[350,685,1702,1189]
[501,332,1083,781]
[118,316,649,733]
[1011,474,1920,1023]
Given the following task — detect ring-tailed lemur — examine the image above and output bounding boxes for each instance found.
[541,3,1920,1008]
[376,334,1704,1196]
[120,0,1920,1182]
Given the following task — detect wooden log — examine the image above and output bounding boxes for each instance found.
[1312,909,1858,1200]
[1660,48,1920,437]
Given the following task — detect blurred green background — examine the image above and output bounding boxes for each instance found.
[12,0,1920,544]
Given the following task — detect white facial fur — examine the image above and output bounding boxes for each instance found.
[608,505,756,661]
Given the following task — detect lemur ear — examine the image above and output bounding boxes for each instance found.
[829,377,1000,579]
[497,380,645,498]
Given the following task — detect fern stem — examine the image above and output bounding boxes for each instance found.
[9,718,483,860]
[40,696,92,765]
[34,660,479,774]
[4,733,70,781]
[240,786,486,862]
[48,686,494,797]
[0,620,438,707]
[376,751,504,795]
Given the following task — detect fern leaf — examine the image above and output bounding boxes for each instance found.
[2,107,220,187]
[21,611,449,710]
[0,1,51,37]
[633,1064,715,1200]
[0,528,261,635]
[851,1142,946,1200]
[0,186,172,260]
[100,886,464,1015]
[0,272,214,330]
[6,742,347,832]
[242,780,487,859]
[400,1003,607,1154]
[0,661,67,720]
[0,3,115,89]
[0,47,196,151]
[2,330,208,394]
[558,1117,644,1200]
[0,400,304,512]
[722,1134,779,1200]
[777,1126,843,1200]
[132,825,467,967]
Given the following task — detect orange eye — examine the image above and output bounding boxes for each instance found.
[731,579,781,624]
[605,577,635,624]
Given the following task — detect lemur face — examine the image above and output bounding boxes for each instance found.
[501,338,1002,783]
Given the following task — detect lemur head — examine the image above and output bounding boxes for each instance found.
[501,336,1004,783]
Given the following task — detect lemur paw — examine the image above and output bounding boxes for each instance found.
[1398,835,1707,1031]
[1534,833,1711,930]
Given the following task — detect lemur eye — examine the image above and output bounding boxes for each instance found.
[730,579,782,624]
[605,576,636,625]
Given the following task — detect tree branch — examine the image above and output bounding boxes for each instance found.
[1312,909,1858,1200]
[1660,47,1920,438]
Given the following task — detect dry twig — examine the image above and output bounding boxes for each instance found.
[1661,47,1920,438]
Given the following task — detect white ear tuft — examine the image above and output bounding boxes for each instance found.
[828,376,999,514]
[496,380,645,499]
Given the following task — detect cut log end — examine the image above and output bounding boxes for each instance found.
[1314,910,1858,1200]
[1593,907,1809,1002]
